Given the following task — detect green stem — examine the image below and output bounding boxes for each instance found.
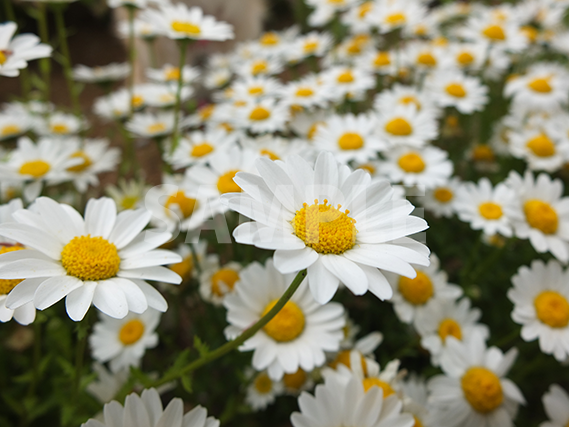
[151,269,307,387]
[127,5,136,117]
[169,39,188,155]
[27,321,42,398]
[189,243,202,277]
[36,3,51,106]
[74,311,92,395]
[145,38,158,69]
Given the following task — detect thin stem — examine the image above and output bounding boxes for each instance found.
[151,269,307,387]
[189,243,202,277]
[169,39,188,155]
[127,5,136,117]
[145,38,158,69]
[36,2,51,106]
[74,311,92,395]
[27,321,42,398]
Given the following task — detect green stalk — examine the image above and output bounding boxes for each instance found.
[169,39,188,155]
[127,5,136,117]
[36,2,51,106]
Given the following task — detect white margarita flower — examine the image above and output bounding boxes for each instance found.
[442,42,488,71]
[403,41,445,72]
[375,105,438,148]
[0,197,182,321]
[198,255,241,306]
[126,111,183,139]
[143,84,193,108]
[428,331,525,427]
[355,49,399,76]
[540,384,569,427]
[305,0,360,27]
[287,31,333,62]
[508,127,569,172]
[341,1,376,33]
[461,12,527,52]
[368,0,426,34]
[224,259,345,380]
[234,57,284,78]
[401,375,433,427]
[167,242,207,286]
[228,75,283,103]
[0,111,34,141]
[279,75,329,110]
[320,65,375,102]
[35,111,87,137]
[106,178,150,212]
[508,259,569,362]
[221,151,430,304]
[146,63,199,85]
[246,370,284,411]
[374,84,438,116]
[428,70,489,114]
[73,63,130,84]
[0,22,52,77]
[165,129,234,170]
[234,99,290,134]
[241,134,306,163]
[421,178,462,218]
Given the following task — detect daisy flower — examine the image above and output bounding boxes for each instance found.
[126,111,183,139]
[146,63,199,85]
[0,197,182,321]
[461,12,527,53]
[72,63,130,84]
[414,298,489,367]
[143,84,193,108]
[428,331,525,427]
[106,178,150,211]
[454,178,516,237]
[320,65,375,101]
[305,0,360,27]
[282,368,315,395]
[384,253,462,324]
[375,104,438,148]
[246,370,284,411]
[0,111,34,141]
[540,384,569,427]
[86,363,129,404]
[241,134,306,163]
[355,49,399,76]
[373,84,437,116]
[442,42,488,71]
[313,113,386,163]
[369,0,426,34]
[508,259,569,362]
[82,388,220,427]
[509,127,569,172]
[421,178,462,218]
[35,111,87,138]
[228,75,283,102]
[401,375,433,427]
[90,308,161,373]
[224,259,345,379]
[279,75,329,110]
[234,57,284,78]
[164,129,234,170]
[287,31,333,62]
[0,22,52,77]
[167,242,207,286]
[403,41,445,73]
[378,145,453,189]
[428,70,489,114]
[199,255,241,306]
[221,151,429,304]
[233,99,290,134]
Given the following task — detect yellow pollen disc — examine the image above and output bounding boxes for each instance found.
[374,52,391,67]
[217,170,241,194]
[283,368,307,390]
[398,271,434,305]
[433,187,453,203]
[417,53,436,66]
[61,235,120,281]
[399,96,421,110]
[51,123,69,134]
[359,163,375,175]
[338,132,364,150]
[385,117,413,136]
[171,21,201,36]
[220,122,233,133]
[19,160,51,178]
[304,41,318,53]
[0,51,6,65]
[121,196,138,210]
[252,61,267,75]
[385,12,406,25]
[461,367,503,413]
[358,2,373,17]
[398,152,425,173]
[438,318,462,342]
[199,104,214,120]
[478,202,503,220]
[483,25,506,41]
[211,268,239,297]
[67,151,93,173]
[347,42,361,55]
[446,83,467,98]
[234,100,247,107]
[308,122,323,140]
[527,77,552,93]
[131,95,144,108]
[521,26,538,42]
[165,191,199,219]
[328,0,345,3]
[147,123,166,134]
[472,145,495,162]
[0,246,25,295]
[290,104,303,115]
[260,32,279,46]
[165,67,180,81]
[337,71,354,83]
[457,51,474,66]
[248,86,264,95]
[330,350,368,375]
[362,378,395,398]
[254,372,273,394]
[295,88,314,97]
[262,299,305,342]
[169,255,193,282]
[534,291,569,328]
[119,319,145,345]
[1,124,20,136]
[249,107,271,121]
[260,149,280,161]
[191,142,214,158]
[413,416,425,427]
[526,134,555,157]
[292,200,357,255]
[524,199,558,234]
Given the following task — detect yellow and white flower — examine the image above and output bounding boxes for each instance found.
[368,0,426,35]
[165,129,235,170]
[233,99,290,134]
[279,75,329,110]
[199,255,241,306]
[374,84,438,117]
[35,111,87,138]
[146,63,199,85]
[508,126,569,172]
[0,111,34,141]
[106,178,150,212]
[245,369,284,411]
[540,384,569,427]
[0,22,52,77]
[375,104,439,148]
[126,111,183,139]
[320,65,375,102]
[73,62,130,84]
[421,177,462,218]
[428,70,489,114]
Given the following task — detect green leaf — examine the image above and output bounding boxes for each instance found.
[181,373,192,393]
[130,367,153,388]
[193,336,209,357]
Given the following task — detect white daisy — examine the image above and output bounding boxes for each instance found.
[199,255,241,306]
[126,111,183,139]
[35,111,87,138]
[241,134,306,163]
[540,384,569,427]
[0,22,52,77]
[245,370,284,411]
[0,111,34,141]
[146,63,199,84]
[375,104,438,148]
[287,31,333,63]
[428,70,489,114]
[461,11,527,53]
[320,65,375,102]
[233,99,290,134]
[355,49,399,76]
[221,151,430,304]
[106,178,150,212]
[73,63,130,84]
[0,197,182,321]
[510,124,569,172]
[167,242,207,285]
[234,57,284,78]
[401,375,433,427]
[421,177,462,218]
[368,0,426,35]
[164,129,234,170]
[279,75,329,110]
[442,42,488,71]
[373,84,438,116]
[403,41,445,73]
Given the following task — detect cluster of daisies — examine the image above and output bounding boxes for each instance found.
[3,0,569,426]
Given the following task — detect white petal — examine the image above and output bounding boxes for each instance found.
[307,257,340,304]
[65,281,97,321]
[92,281,129,319]
[273,248,318,274]
[34,276,83,310]
[321,255,368,296]
[85,198,117,239]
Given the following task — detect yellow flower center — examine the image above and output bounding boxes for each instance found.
[478,202,503,220]
[338,132,364,150]
[521,25,538,42]
[399,96,421,110]
[260,149,280,161]
[51,123,69,134]
[438,318,462,342]
[191,142,214,158]
[292,200,357,255]
[251,61,267,75]
[362,378,395,398]
[199,104,214,121]
[67,151,93,173]
[295,88,314,97]
[534,291,569,328]
[171,21,201,36]
[346,42,362,55]
[433,187,453,203]
[0,51,7,65]
[413,416,425,427]
[217,170,241,194]
[417,53,436,66]
[19,160,51,178]
[249,107,271,121]
[374,51,391,67]
[283,368,307,390]
[248,86,264,96]
[358,2,373,17]
[60,235,121,281]
[398,152,425,173]
[472,145,495,162]
[482,25,506,41]
[119,319,145,345]
[169,255,193,282]
[165,191,199,219]
[262,299,305,342]
[308,122,323,140]
[337,71,354,83]
[385,12,406,25]
[398,271,434,305]
[165,67,180,81]
[131,95,144,108]
[446,83,467,98]
[0,246,25,295]
[260,32,279,46]
[457,51,474,66]
[147,123,166,134]
[121,196,138,210]
[303,41,318,54]
[330,350,368,374]
[385,118,413,136]
[526,134,555,157]
[461,367,504,413]
[220,122,233,133]
[211,268,239,297]
[1,124,20,137]
[524,200,558,234]
[254,372,273,394]
[359,163,375,175]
